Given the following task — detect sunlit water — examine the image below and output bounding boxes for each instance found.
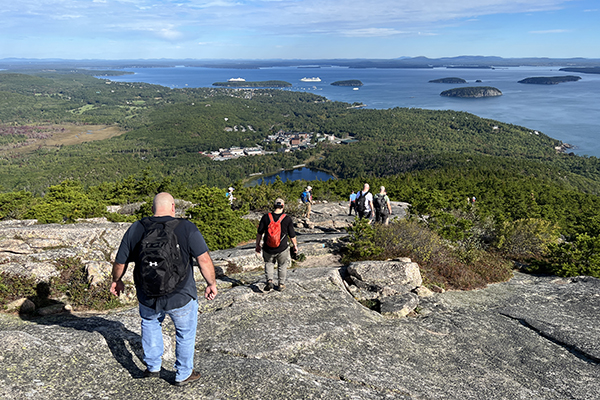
[104,66,600,157]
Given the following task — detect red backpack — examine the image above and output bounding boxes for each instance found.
[266,213,286,248]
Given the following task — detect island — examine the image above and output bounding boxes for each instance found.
[212,80,292,88]
[429,77,467,84]
[559,67,600,75]
[518,76,581,85]
[331,80,363,87]
[440,86,502,98]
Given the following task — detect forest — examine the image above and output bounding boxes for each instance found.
[1,69,600,285]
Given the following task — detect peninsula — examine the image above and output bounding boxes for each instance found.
[440,86,502,98]
[429,77,467,84]
[212,80,292,88]
[330,80,363,87]
[518,76,581,85]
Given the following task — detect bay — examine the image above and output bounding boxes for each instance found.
[104,66,600,157]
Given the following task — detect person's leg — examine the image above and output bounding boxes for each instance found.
[276,248,291,286]
[167,299,199,383]
[139,303,166,373]
[263,251,276,284]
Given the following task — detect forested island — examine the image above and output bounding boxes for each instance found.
[429,77,467,84]
[330,80,363,87]
[440,86,502,98]
[212,80,292,88]
[518,76,581,85]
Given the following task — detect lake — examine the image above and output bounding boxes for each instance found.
[246,167,334,186]
[102,65,600,157]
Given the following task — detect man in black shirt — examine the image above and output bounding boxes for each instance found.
[255,198,298,292]
[110,192,217,386]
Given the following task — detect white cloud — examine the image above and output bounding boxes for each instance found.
[529,29,570,34]
[341,28,407,37]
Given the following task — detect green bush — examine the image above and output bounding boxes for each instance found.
[542,234,600,278]
[24,180,106,223]
[187,186,257,250]
[0,191,34,220]
[496,218,559,260]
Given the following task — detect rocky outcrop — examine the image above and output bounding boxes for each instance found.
[0,270,598,399]
[2,209,599,399]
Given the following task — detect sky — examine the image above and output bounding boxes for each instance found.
[1,0,598,60]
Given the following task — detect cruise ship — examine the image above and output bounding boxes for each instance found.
[228,77,246,82]
[300,77,321,82]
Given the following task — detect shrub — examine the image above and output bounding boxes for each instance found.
[0,272,37,306]
[496,218,559,260]
[186,186,257,250]
[542,234,600,278]
[51,257,122,310]
[343,218,513,290]
[24,180,106,223]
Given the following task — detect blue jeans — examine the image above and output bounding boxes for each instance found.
[139,298,198,382]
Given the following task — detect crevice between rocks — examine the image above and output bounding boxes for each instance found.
[499,312,600,365]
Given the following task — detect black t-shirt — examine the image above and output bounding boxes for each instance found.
[115,216,209,311]
[257,212,296,254]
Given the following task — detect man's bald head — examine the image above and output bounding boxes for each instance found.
[153,192,175,217]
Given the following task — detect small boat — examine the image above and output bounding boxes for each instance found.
[353,88,359,90]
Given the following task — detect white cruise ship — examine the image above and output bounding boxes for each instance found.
[228,77,246,82]
[300,77,321,82]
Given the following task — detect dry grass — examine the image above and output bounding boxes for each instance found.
[0,124,124,156]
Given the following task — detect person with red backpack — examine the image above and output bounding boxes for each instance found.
[255,198,298,292]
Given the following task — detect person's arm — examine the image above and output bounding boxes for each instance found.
[387,197,392,214]
[110,262,127,296]
[197,251,218,300]
[290,236,299,253]
[255,232,263,253]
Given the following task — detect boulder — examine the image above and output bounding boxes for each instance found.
[347,259,423,293]
[380,292,419,317]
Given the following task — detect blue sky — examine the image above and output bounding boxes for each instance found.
[1,0,598,60]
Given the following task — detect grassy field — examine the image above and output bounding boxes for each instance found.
[0,124,124,156]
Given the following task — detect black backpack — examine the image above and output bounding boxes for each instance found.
[356,191,369,214]
[134,218,187,297]
[374,194,388,213]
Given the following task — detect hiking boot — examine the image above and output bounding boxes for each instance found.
[143,369,160,378]
[264,280,273,292]
[276,283,286,292]
[175,370,201,386]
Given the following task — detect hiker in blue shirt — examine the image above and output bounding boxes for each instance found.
[349,191,357,216]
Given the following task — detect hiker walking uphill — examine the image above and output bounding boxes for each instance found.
[256,198,299,292]
[374,186,392,225]
[110,192,218,387]
[355,183,374,222]
[301,186,314,219]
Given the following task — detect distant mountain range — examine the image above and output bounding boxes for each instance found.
[1,56,599,70]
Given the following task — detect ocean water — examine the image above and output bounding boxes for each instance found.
[104,66,600,157]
